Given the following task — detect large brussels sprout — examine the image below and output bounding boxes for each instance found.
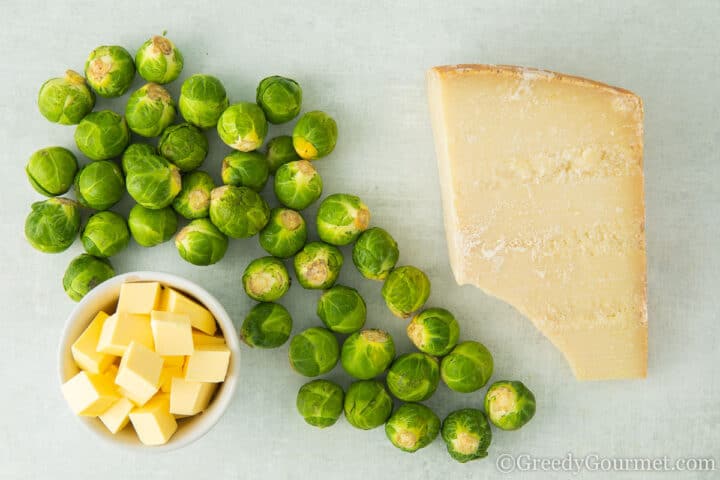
[126,154,182,209]
[484,381,536,431]
[128,204,177,247]
[125,83,176,137]
[258,207,307,258]
[209,185,270,238]
[256,75,302,124]
[84,45,135,98]
[386,353,440,402]
[26,147,78,196]
[242,256,290,302]
[296,379,344,428]
[24,198,81,253]
[221,151,269,192]
[74,110,130,161]
[288,327,339,377]
[265,135,299,174]
[441,408,492,463]
[317,285,366,334]
[158,123,208,172]
[343,380,393,430]
[407,308,460,357]
[292,111,338,160]
[240,302,292,349]
[179,74,229,129]
[352,227,399,281]
[121,143,156,175]
[381,266,431,318]
[81,211,129,258]
[37,70,95,125]
[293,241,343,290]
[175,218,228,266]
[172,170,214,219]
[135,35,184,84]
[216,102,267,152]
[340,329,395,380]
[385,403,440,453]
[440,341,494,393]
[74,161,125,210]
[274,160,322,210]
[63,254,115,301]
[316,193,370,246]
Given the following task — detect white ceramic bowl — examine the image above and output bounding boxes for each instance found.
[58,271,240,451]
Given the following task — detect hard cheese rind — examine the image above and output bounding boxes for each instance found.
[427,65,647,380]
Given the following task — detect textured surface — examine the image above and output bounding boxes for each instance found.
[0,1,718,479]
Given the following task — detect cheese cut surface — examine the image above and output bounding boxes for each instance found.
[427,65,647,380]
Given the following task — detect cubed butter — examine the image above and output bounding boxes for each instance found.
[184,344,230,383]
[192,331,225,345]
[129,394,178,446]
[162,355,186,367]
[61,371,119,416]
[161,288,217,335]
[115,341,163,406]
[117,282,162,314]
[71,311,114,374]
[159,366,184,393]
[169,378,218,415]
[98,397,134,434]
[97,312,154,356]
[150,311,194,356]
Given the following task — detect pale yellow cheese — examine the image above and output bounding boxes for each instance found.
[116,282,162,314]
[191,331,226,346]
[98,397,134,434]
[427,65,647,380]
[97,312,154,356]
[128,393,178,446]
[162,355,186,367]
[61,371,119,416]
[169,378,218,415]
[71,311,114,374]
[159,365,184,393]
[115,341,163,406]
[150,310,194,356]
[184,344,230,383]
[160,288,217,335]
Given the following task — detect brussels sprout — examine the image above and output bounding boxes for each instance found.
[258,207,307,258]
[240,302,292,348]
[26,147,78,196]
[209,185,270,238]
[221,151,269,192]
[179,74,229,129]
[407,308,460,357]
[126,154,182,209]
[293,241,343,290]
[121,143,156,175]
[175,218,228,266]
[343,380,393,430]
[265,135,299,174]
[352,227,399,281]
[128,204,178,247]
[292,111,338,160]
[386,353,440,402]
[84,45,135,98]
[440,341,494,393]
[242,257,290,302]
[24,198,80,253]
[158,123,208,172]
[296,379,343,428]
[385,403,440,453]
[441,408,492,463]
[135,35,184,84]
[288,327,339,377]
[381,266,431,318]
[81,211,129,258]
[172,171,214,219]
[74,161,125,210]
[63,254,115,301]
[484,381,536,431]
[256,76,302,124]
[216,102,268,152]
[125,83,176,137]
[274,160,323,210]
[316,194,370,246]
[74,110,130,161]
[340,329,395,380]
[317,285,366,334]
[37,70,95,125]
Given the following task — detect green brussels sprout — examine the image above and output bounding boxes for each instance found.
[484,381,536,431]
[172,171,214,219]
[135,35,183,84]
[240,302,292,348]
[221,151,269,192]
[209,185,270,238]
[126,154,181,209]
[24,198,80,253]
[340,329,395,380]
[381,265,431,318]
[386,353,440,402]
[37,70,95,125]
[81,211,129,258]
[74,110,130,161]
[74,161,125,210]
[385,403,440,453]
[407,308,460,357]
[121,143,156,175]
[316,193,370,246]
[440,341,494,393]
[274,160,323,210]
[265,135,299,174]
[158,123,208,172]
[258,207,307,258]
[296,379,343,428]
[128,204,177,247]
[242,257,290,302]
[317,285,366,334]
[441,408,492,463]
[175,218,228,266]
[343,380,393,430]
[352,227,399,281]
[125,83,176,137]
[216,102,268,152]
[179,74,229,129]
[26,147,78,196]
[288,327,339,377]
[84,45,135,98]
[256,75,302,124]
[293,241,343,290]
[292,111,338,160]
[63,254,115,301]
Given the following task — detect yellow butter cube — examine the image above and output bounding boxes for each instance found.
[129,394,178,446]
[150,310,194,356]
[161,288,217,335]
[71,311,115,374]
[184,344,230,383]
[169,378,218,415]
[117,282,162,314]
[97,312,154,356]
[162,355,186,367]
[61,371,119,416]
[115,341,163,406]
[159,366,184,393]
[98,397,134,434]
[192,331,225,346]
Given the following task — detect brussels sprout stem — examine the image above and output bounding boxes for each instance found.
[452,433,480,455]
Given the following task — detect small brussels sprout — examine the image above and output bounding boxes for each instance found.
[296,379,343,428]
[293,241,343,290]
[256,75,302,124]
[37,70,95,125]
[340,329,395,380]
[385,403,440,453]
[26,147,78,196]
[440,341,494,393]
[343,380,393,430]
[484,381,536,431]
[74,110,130,161]
[274,160,323,210]
[441,408,492,463]
[242,257,290,302]
[81,211,129,258]
[292,111,338,160]
[258,207,307,258]
[175,218,228,266]
[158,123,208,172]
[121,143,156,175]
[352,227,399,281]
[265,135,299,174]
[172,171,214,219]
[288,327,339,377]
[216,102,268,152]
[381,266,431,318]
[84,45,135,98]
[317,285,366,334]
[74,161,125,210]
[24,198,81,253]
[407,308,460,357]
[63,254,115,301]
[128,204,177,247]
[316,194,370,246]
[135,35,184,84]
[221,151,269,192]
[240,302,292,348]
[387,353,440,402]
[209,185,270,238]
[179,74,229,129]
[125,83,176,137]
[126,154,182,209]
